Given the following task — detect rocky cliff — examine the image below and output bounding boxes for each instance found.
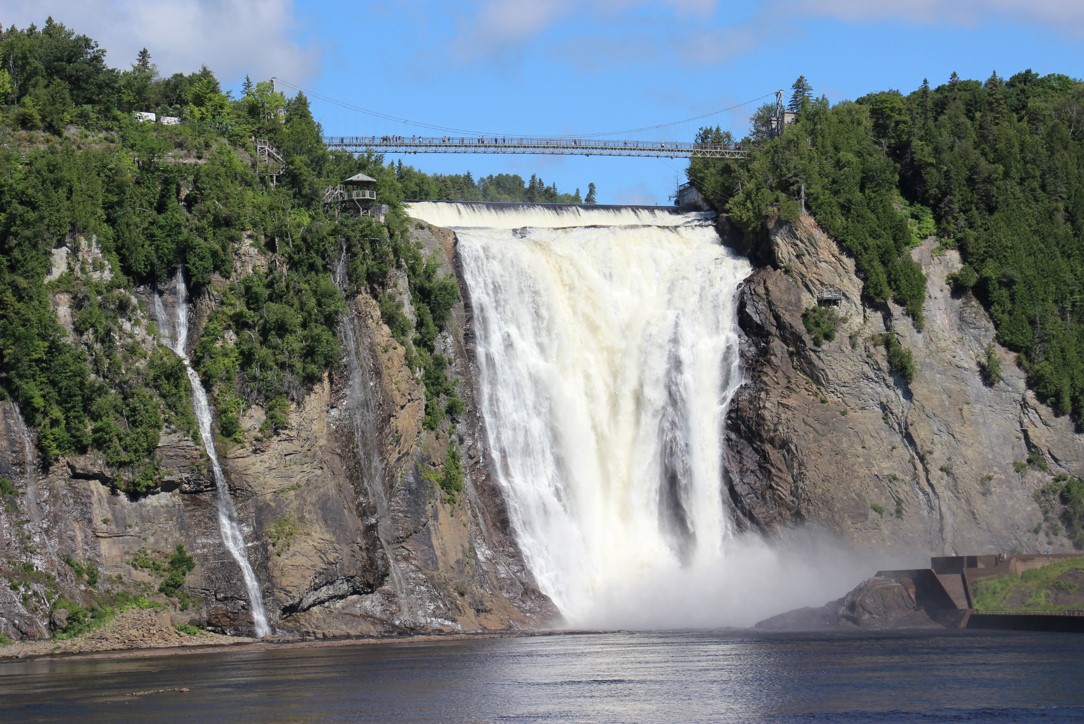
[724,216,1084,556]
[6,208,1083,644]
[0,222,554,642]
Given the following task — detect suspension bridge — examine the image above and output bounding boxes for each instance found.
[269,79,787,162]
[323,135,749,160]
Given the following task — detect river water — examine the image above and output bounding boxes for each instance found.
[3,630,1083,721]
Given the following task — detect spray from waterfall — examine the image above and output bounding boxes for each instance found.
[156,269,271,637]
[407,202,872,628]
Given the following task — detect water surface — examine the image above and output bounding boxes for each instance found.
[3,629,1083,721]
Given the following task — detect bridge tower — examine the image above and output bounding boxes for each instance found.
[768,89,796,138]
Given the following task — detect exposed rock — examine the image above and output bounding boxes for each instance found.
[1,607,253,659]
[232,233,268,278]
[0,217,553,643]
[49,607,69,631]
[726,216,1084,554]
[756,575,940,631]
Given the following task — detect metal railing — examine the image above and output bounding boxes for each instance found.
[324,135,750,160]
[972,609,1084,616]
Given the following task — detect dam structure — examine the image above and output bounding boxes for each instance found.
[407,202,755,627]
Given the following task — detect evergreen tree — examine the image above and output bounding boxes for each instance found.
[688,69,1084,422]
[585,182,597,204]
[135,48,154,74]
[789,75,813,113]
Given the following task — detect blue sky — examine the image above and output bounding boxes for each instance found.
[5,1,1083,204]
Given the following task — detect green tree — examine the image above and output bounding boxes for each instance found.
[184,66,230,129]
[585,182,597,205]
[0,68,12,102]
[117,47,157,111]
[789,75,813,113]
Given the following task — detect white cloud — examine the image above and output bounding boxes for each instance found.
[451,0,721,65]
[662,0,717,19]
[787,0,1084,35]
[0,0,318,86]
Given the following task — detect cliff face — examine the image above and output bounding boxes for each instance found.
[725,216,1084,556]
[0,223,554,642]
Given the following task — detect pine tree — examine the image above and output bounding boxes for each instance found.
[789,75,813,113]
[585,182,597,204]
[135,48,153,74]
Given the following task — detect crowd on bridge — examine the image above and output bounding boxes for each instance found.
[339,135,743,150]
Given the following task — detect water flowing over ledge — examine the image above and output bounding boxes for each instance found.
[412,202,777,627]
[155,269,271,637]
[406,201,714,230]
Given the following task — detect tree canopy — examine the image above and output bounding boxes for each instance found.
[0,19,586,490]
[689,71,1084,423]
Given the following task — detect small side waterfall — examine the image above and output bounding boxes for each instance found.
[332,250,418,625]
[156,269,271,637]
[7,400,53,565]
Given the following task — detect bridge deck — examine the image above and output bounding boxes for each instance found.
[324,135,748,160]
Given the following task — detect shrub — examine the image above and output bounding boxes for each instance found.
[979,344,1002,386]
[439,443,464,504]
[947,264,978,293]
[268,516,300,555]
[802,306,838,347]
[1035,477,1084,548]
[64,556,100,587]
[883,332,915,384]
[159,545,196,597]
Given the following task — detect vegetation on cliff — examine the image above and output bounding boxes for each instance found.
[691,72,1084,422]
[0,19,578,489]
[1036,475,1084,548]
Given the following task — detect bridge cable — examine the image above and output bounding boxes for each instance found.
[272,77,774,140]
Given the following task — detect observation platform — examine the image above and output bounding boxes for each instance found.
[324,135,750,160]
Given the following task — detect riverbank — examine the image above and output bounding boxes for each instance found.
[0,608,550,662]
[0,608,256,660]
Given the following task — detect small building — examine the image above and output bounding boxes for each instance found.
[134,111,156,123]
[817,287,844,306]
[343,172,379,203]
[324,173,384,222]
[676,182,708,211]
[159,116,181,126]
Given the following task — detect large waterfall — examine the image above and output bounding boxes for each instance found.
[155,270,271,637]
[409,202,800,628]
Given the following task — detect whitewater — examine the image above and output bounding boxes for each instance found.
[155,270,271,637]
[405,202,865,628]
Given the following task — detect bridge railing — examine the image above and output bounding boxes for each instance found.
[324,135,749,160]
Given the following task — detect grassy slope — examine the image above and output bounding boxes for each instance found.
[971,558,1084,612]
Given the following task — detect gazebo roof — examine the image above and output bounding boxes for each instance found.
[344,172,377,185]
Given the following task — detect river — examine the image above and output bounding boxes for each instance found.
[3,629,1083,721]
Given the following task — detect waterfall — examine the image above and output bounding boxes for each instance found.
[408,202,761,627]
[332,250,419,626]
[156,270,271,637]
[8,400,52,565]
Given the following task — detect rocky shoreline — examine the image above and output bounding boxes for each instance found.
[0,607,552,662]
[0,608,255,660]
